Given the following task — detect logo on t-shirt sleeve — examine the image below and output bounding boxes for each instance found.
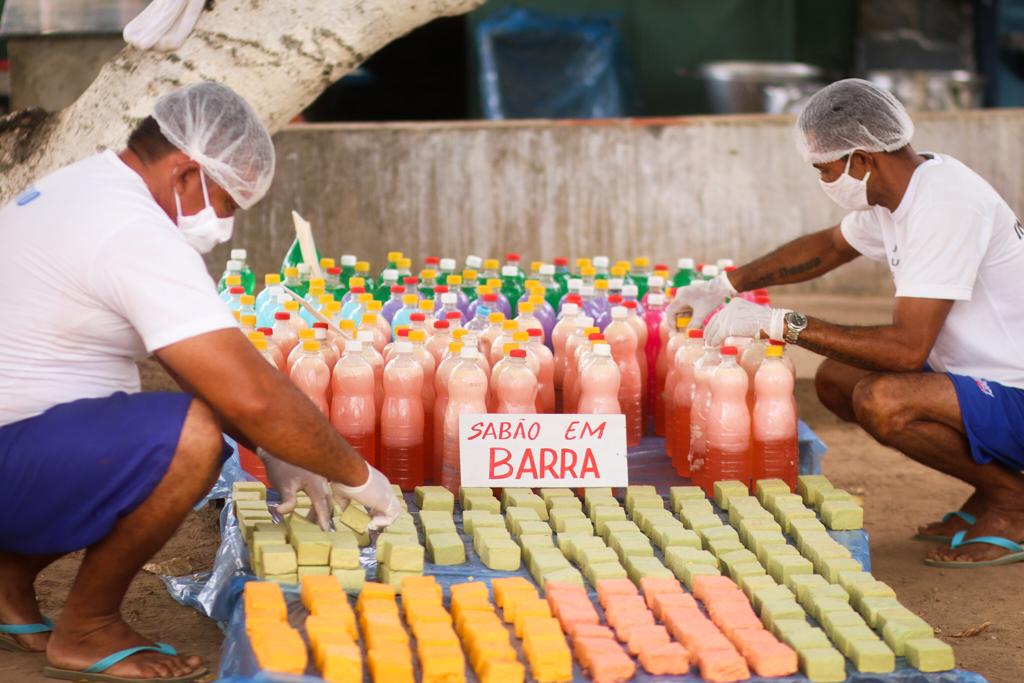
[973,378,995,398]
[15,187,40,206]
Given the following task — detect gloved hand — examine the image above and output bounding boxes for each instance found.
[331,465,403,531]
[123,0,206,51]
[666,272,738,326]
[703,299,791,347]
[258,449,333,531]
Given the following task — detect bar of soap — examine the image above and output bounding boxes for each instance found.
[820,609,868,634]
[849,580,897,609]
[377,565,421,592]
[882,618,934,656]
[547,496,583,513]
[504,491,549,520]
[464,494,501,514]
[684,513,724,532]
[472,525,511,548]
[600,519,640,541]
[459,486,493,507]
[579,545,620,568]
[539,488,575,503]
[681,562,722,590]
[768,554,813,585]
[549,507,586,532]
[511,519,550,538]
[609,532,654,560]
[331,568,366,592]
[713,480,750,510]
[463,510,504,534]
[297,565,331,578]
[504,506,541,531]
[414,485,455,512]
[626,493,664,516]
[759,600,805,632]
[821,500,863,530]
[260,544,298,575]
[849,638,895,673]
[669,485,706,509]
[814,488,852,510]
[330,542,360,570]
[378,535,424,572]
[561,534,605,563]
[652,525,701,550]
[418,510,456,535]
[427,532,466,565]
[584,561,628,586]
[625,556,673,584]
[707,537,745,557]
[559,517,594,536]
[754,478,791,504]
[263,573,298,585]
[796,475,833,504]
[479,538,521,571]
[860,597,904,629]
[904,638,955,672]
[338,502,371,534]
[797,646,846,683]
[591,505,627,530]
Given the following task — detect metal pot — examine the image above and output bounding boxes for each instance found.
[700,61,825,114]
[866,70,984,111]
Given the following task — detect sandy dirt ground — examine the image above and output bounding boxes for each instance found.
[3,295,1021,683]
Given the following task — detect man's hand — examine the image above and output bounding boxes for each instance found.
[666,272,737,325]
[258,449,333,530]
[703,299,791,347]
[331,465,403,531]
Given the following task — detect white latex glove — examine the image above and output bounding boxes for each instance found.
[257,448,333,531]
[703,299,791,347]
[666,272,738,326]
[331,465,403,531]
[123,0,206,51]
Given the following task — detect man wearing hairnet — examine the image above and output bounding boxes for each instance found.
[670,79,1024,569]
[0,82,400,681]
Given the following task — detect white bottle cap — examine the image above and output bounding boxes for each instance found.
[539,264,555,275]
[381,269,398,281]
[396,341,413,354]
[341,254,357,266]
[466,255,483,268]
[580,316,595,327]
[594,344,612,357]
[226,259,242,271]
[593,256,609,268]
[297,263,311,274]
[440,258,456,271]
[609,278,624,290]
[357,331,375,343]
[622,284,638,297]
[568,278,582,291]
[611,306,627,320]
[230,249,247,260]
[345,340,363,353]
[460,347,479,360]
[716,258,734,269]
[702,265,720,277]
[649,275,664,287]
[441,293,457,305]
[648,294,665,306]
[677,257,695,269]
[580,286,594,296]
[561,303,580,316]
[501,266,517,277]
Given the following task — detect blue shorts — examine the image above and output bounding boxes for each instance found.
[947,373,1024,471]
[0,391,227,555]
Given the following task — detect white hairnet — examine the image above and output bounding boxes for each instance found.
[153,82,275,209]
[795,78,914,164]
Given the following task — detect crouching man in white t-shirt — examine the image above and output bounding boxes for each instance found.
[672,79,1024,570]
[0,83,401,681]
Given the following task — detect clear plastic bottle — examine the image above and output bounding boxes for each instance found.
[312,323,339,372]
[631,258,651,299]
[482,258,501,282]
[671,329,705,476]
[418,300,437,335]
[445,276,471,317]
[253,329,287,373]
[433,341,464,482]
[331,340,377,466]
[704,346,751,495]
[362,309,390,354]
[688,346,721,488]
[516,301,545,343]
[340,286,367,320]
[288,328,316,370]
[438,258,457,285]
[622,284,645,316]
[591,280,612,330]
[605,307,643,446]
[249,334,279,369]
[281,300,307,337]
[495,349,538,414]
[442,347,489,494]
[380,341,425,490]
[488,342,518,413]
[752,344,798,490]
[461,269,480,303]
[217,258,244,295]
[578,344,622,414]
[526,328,555,413]
[538,264,562,314]
[271,311,300,360]
[419,269,438,301]
[381,285,407,324]
[390,294,420,339]
[255,273,284,327]
[464,304,492,335]
[225,285,245,312]
[290,339,331,416]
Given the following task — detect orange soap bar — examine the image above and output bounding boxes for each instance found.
[573,636,612,670]
[626,624,670,656]
[306,612,357,642]
[640,577,684,606]
[479,658,525,683]
[400,575,442,597]
[639,641,691,676]
[747,642,799,677]
[462,622,510,650]
[731,628,779,658]
[368,647,414,683]
[596,579,639,607]
[687,632,735,656]
[514,600,553,637]
[570,623,615,642]
[707,601,758,624]
[357,582,396,611]
[586,651,636,683]
[320,641,362,683]
[451,596,494,623]
[405,602,451,626]
[250,624,308,675]
[611,610,656,641]
[556,603,600,632]
[720,616,766,641]
[697,647,750,683]
[468,641,518,672]
[525,639,573,683]
[545,581,587,598]
[363,621,409,650]
[492,577,536,608]
[691,575,739,601]
[651,592,698,621]
[302,575,346,605]
[311,630,353,671]
[412,621,459,649]
[456,610,503,637]
[419,644,466,683]
[243,582,287,621]
[450,581,490,603]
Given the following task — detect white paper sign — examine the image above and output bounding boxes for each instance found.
[458,414,628,487]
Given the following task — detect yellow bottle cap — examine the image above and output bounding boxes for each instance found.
[226,275,242,286]
[486,279,502,289]
[362,313,378,325]
[581,266,596,277]
[325,301,341,314]
[676,317,692,329]
[397,258,412,269]
[319,294,334,305]
[518,302,534,314]
[247,331,265,342]
[409,330,426,342]
[358,293,372,303]
[634,257,650,267]
[240,294,255,306]
[530,261,542,272]
[484,259,500,270]
[241,314,257,326]
[513,331,528,342]
[284,300,300,312]
[452,329,469,341]
[477,286,492,296]
[592,339,609,347]
[654,269,670,278]
[340,319,356,331]
[765,345,784,358]
[303,340,320,352]
[368,301,383,312]
[529,295,544,306]
[419,300,434,312]
[402,294,419,305]
[502,320,518,331]
[576,258,592,268]
[421,269,437,279]
[387,251,403,261]
[251,337,268,351]
[503,343,519,355]
[616,260,632,271]
[349,277,365,288]
[299,328,315,340]
[232,310,241,322]
[264,273,282,285]
[611,266,626,278]
[449,341,464,354]
[355,261,370,272]
[463,269,478,280]
[595,280,609,290]
[310,278,325,289]
[319,257,335,269]
[524,279,539,289]
[488,312,505,323]
[447,275,463,286]
[585,326,600,336]
[284,267,299,278]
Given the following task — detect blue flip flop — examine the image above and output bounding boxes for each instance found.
[0,616,54,653]
[923,529,1024,568]
[913,510,977,543]
[43,642,207,682]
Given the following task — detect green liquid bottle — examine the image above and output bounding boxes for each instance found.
[673,257,696,288]
[279,237,320,283]
[217,258,243,294]
[228,249,255,294]
[553,257,571,298]
[631,257,651,299]
[500,266,524,317]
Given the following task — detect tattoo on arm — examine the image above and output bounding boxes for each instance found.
[796,337,892,372]
[743,256,823,291]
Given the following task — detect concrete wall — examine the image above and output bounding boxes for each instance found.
[9,36,123,111]
[218,108,1024,297]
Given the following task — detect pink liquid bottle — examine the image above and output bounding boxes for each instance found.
[442,347,490,495]
[426,319,453,366]
[752,344,798,491]
[331,340,377,467]
[662,318,692,458]
[312,323,339,372]
[516,301,545,342]
[704,346,751,496]
[643,292,667,424]
[526,328,555,413]
[560,316,595,413]
[408,330,437,483]
[289,340,331,416]
[254,329,287,373]
[433,341,465,482]
[551,302,581,391]
[360,311,389,356]
[282,300,307,336]
[688,345,720,488]
[669,329,704,472]
[479,311,506,361]
[495,349,538,413]
[489,320,521,367]
[656,316,690,438]
[272,311,299,359]
[604,307,643,446]
[488,342,519,413]
[622,301,649,416]
[288,329,317,371]
[740,338,768,413]
[578,344,622,414]
[356,330,385,443]
[249,335,279,369]
[379,341,425,490]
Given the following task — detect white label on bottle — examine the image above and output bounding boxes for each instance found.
[459,414,628,487]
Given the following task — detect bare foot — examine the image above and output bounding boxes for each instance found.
[917,492,987,539]
[0,556,51,651]
[927,506,1024,563]
[47,615,202,680]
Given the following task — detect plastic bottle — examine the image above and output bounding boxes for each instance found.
[408,329,437,481]
[622,301,649,415]
[643,293,667,425]
[374,269,399,303]
[324,266,345,301]
[356,330,385,418]
[465,304,492,335]
[591,280,612,330]
[661,316,692,446]
[401,275,419,300]
[552,303,581,390]
[426,319,453,365]
[501,266,524,316]
[281,266,303,297]
[331,340,377,466]
[579,263,596,287]
[312,323,339,372]
[642,276,666,309]
[484,287,513,320]
[281,300,307,336]
[438,258,457,285]
[339,286,366,320]
[396,258,413,280]
[225,285,245,313]
[656,316,690,437]
[751,345,798,490]
[290,340,331,416]
[217,257,244,294]
[433,340,464,480]
[380,286,407,324]
[255,328,288,373]
[461,269,480,303]
[435,291,463,325]
[672,258,696,289]
[255,273,284,327]
[688,346,721,488]
[419,270,438,301]
[536,264,560,312]
[578,344,622,414]
[359,313,388,355]
[605,307,643,446]
[561,321,596,413]
[670,329,705,475]
[441,347,489,494]
[488,342,517,412]
[559,278,582,313]
[234,250,256,293]
[380,341,425,490]
[383,251,403,277]
[515,301,545,342]
[339,254,357,286]
[489,320,521,366]
[525,328,555,413]
[249,334,280,370]
[444,275,471,316]
[355,261,374,294]
[479,312,506,361]
[526,294,556,349]
[482,258,501,282]
[495,349,538,414]
[704,346,751,495]
[504,252,526,283]
[391,294,419,339]
[630,258,650,299]
[622,284,645,317]
[295,263,312,298]
[280,240,320,287]
[238,294,257,322]
[740,338,768,412]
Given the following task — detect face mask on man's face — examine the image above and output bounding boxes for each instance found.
[174,169,234,254]
[819,152,871,211]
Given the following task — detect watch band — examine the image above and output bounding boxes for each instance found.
[784,311,807,344]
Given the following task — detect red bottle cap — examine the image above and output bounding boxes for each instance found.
[726,266,737,272]
[434,320,450,329]
[565,295,582,304]
[446,311,462,320]
[390,285,406,294]
[327,266,341,275]
[510,349,527,358]
[350,286,365,294]
[608,294,623,304]
[404,276,419,285]
[528,328,542,337]
[755,289,769,296]
[588,333,604,341]
[506,252,521,262]
[274,312,290,321]
[435,285,449,294]
[721,345,738,355]
[483,293,499,302]
[769,339,786,346]
[229,286,245,294]
[425,256,440,265]
[257,327,273,336]
[654,264,669,271]
[397,328,410,337]
[623,301,637,309]
[313,322,328,330]
[410,313,425,322]
[688,329,703,339]
[554,257,569,266]
[696,262,705,271]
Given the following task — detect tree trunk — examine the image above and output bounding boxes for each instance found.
[0,0,483,205]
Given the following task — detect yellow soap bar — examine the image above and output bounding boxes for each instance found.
[456,610,504,638]
[503,589,541,624]
[320,641,361,683]
[311,630,354,672]
[480,658,525,683]
[400,574,443,597]
[363,619,410,650]
[412,621,460,649]
[368,647,414,683]
[419,644,466,683]
[250,624,307,675]
[451,596,494,622]
[463,621,510,650]
[492,576,536,608]
[405,602,452,626]
[470,641,519,672]
[243,581,287,621]
[450,581,490,604]
[525,638,572,683]
[357,582,397,612]
[306,614,357,652]
[513,599,553,638]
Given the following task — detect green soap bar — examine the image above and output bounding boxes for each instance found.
[729,562,767,581]
[664,547,719,579]
[529,547,572,579]
[719,548,758,569]
[652,526,701,551]
[821,500,863,530]
[849,638,895,673]
[768,554,813,585]
[519,534,556,560]
[330,543,360,570]
[682,513,723,532]
[796,475,833,503]
[795,531,835,556]
[338,503,371,534]
[473,525,511,548]
[756,541,799,566]
[832,625,881,658]
[560,518,594,536]
[707,537,745,557]
[752,585,797,612]
[379,535,424,571]
[233,481,267,497]
[584,561,628,586]
[821,609,868,633]
[584,487,614,499]
[781,626,832,651]
[669,486,706,511]
[284,514,317,539]
[803,586,850,614]
[417,487,455,513]
[797,646,846,683]
[599,519,640,540]
[759,598,805,626]
[806,540,853,566]
[264,573,298,585]
[260,544,298,575]
[235,500,269,514]
[291,530,332,565]
[771,618,812,639]
[849,580,896,608]
[542,566,585,588]
[788,516,828,534]
[681,562,722,590]
[786,573,830,602]
[381,518,417,537]
[504,491,548,520]
[882,618,934,656]
[754,478,792,506]
[514,520,552,538]
[625,556,674,584]
[419,510,456,534]
[876,607,930,633]
[251,529,287,551]
[377,565,421,592]
[713,481,750,510]
[547,496,583,512]
[464,494,501,514]
[729,504,774,528]
[626,494,665,517]
[699,524,739,544]
[414,485,448,507]
[298,565,331,578]
[904,638,955,672]
[556,532,588,556]
[739,516,783,540]
[580,545,620,568]
[584,496,619,517]
[591,506,627,530]
[636,509,676,536]
[820,557,864,583]
[739,574,778,598]
[624,484,657,505]
[781,509,819,535]
[814,488,852,510]
[427,532,466,565]
[459,487,494,508]
[504,506,541,532]
[808,597,855,623]
[479,538,521,571]
[463,510,504,534]
[859,597,904,629]
[539,488,575,503]
[563,535,606,563]
[766,492,804,513]
[677,499,714,519]
[332,567,366,593]
[609,533,654,560]
[837,570,875,592]
[548,507,587,532]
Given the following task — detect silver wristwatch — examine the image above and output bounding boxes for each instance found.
[783,311,808,344]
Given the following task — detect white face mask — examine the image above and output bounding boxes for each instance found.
[175,170,234,254]
[819,152,871,211]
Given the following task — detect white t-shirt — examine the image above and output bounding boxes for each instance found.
[0,151,238,426]
[841,153,1024,389]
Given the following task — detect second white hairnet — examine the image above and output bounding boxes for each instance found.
[795,78,914,164]
[153,82,275,209]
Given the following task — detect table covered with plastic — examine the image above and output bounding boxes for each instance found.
[165,425,988,683]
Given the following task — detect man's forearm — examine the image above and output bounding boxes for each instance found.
[796,318,929,373]
[729,227,856,292]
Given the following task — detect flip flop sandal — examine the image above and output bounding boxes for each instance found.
[0,617,54,653]
[43,642,207,682]
[923,530,1024,568]
[913,510,977,543]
